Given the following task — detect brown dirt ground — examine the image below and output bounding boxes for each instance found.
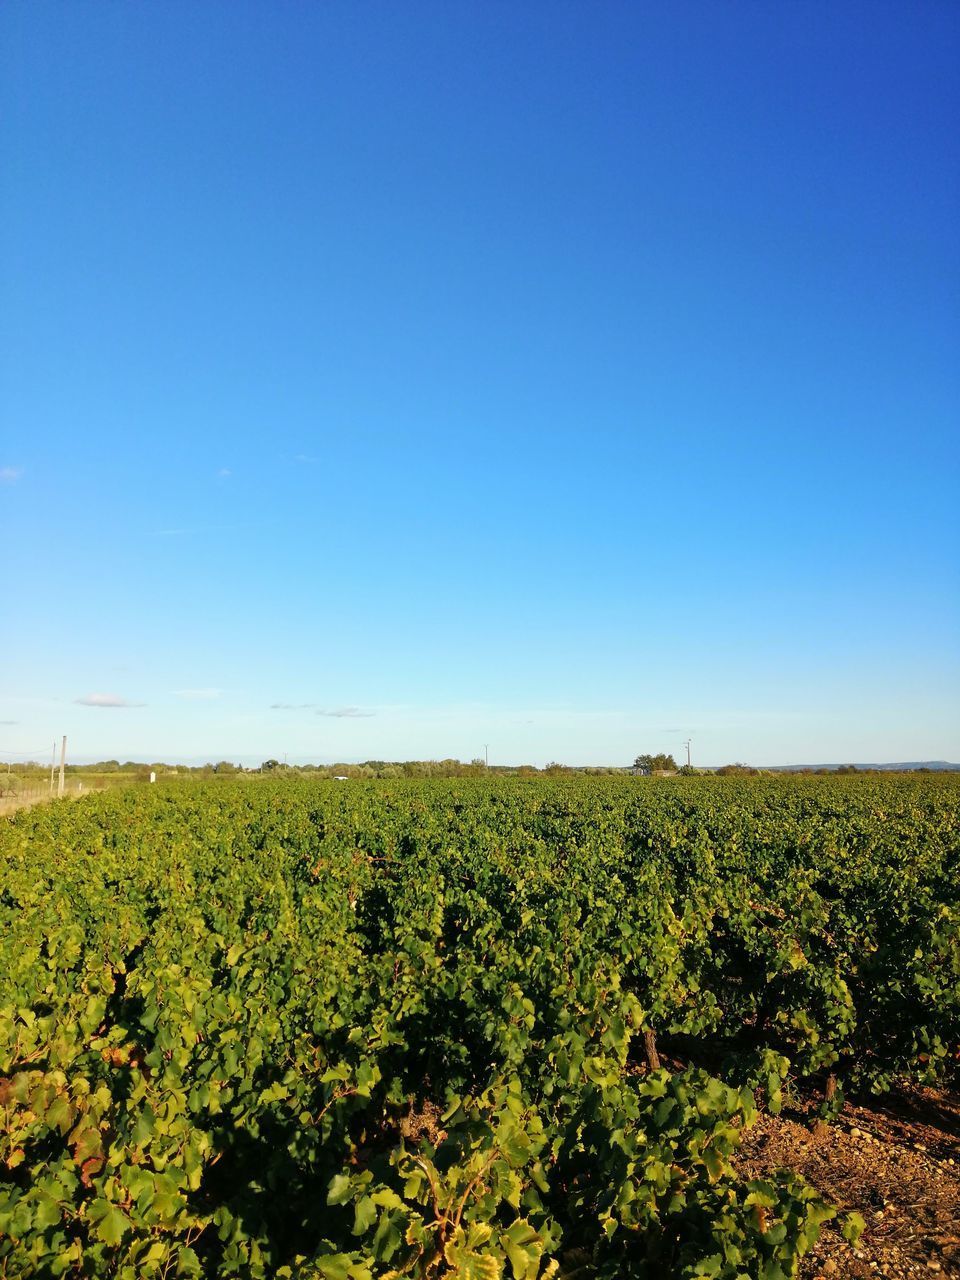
[737,1085,960,1279]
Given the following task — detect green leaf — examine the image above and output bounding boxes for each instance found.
[327,1174,353,1206]
[315,1254,355,1280]
[701,1145,725,1181]
[177,1246,203,1276]
[502,1219,542,1280]
[34,1195,61,1229]
[92,1203,130,1246]
[841,1211,866,1244]
[46,1095,74,1134]
[352,1196,377,1235]
[690,1255,722,1277]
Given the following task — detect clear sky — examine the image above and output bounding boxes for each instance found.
[2,1,958,767]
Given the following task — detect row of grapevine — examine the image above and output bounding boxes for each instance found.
[1,775,957,1277]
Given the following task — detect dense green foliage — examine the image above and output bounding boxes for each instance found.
[2,776,957,1278]
[632,754,678,773]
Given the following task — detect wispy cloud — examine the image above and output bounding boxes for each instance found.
[294,453,319,464]
[317,706,374,718]
[1,466,23,483]
[216,468,232,479]
[271,702,318,710]
[175,688,222,700]
[75,693,145,708]
[0,720,18,725]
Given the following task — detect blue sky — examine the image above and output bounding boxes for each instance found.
[2,1,958,767]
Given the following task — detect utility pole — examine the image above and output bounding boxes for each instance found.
[58,735,66,797]
[483,744,489,767]
[682,738,692,768]
[50,741,56,794]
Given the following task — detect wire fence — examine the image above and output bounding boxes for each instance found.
[0,779,104,817]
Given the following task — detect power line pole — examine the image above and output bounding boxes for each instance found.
[483,744,488,767]
[58,735,67,797]
[50,741,56,795]
[683,738,692,768]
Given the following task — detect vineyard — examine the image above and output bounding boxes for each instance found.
[1,776,958,1279]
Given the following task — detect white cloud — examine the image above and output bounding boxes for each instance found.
[271,702,317,710]
[216,468,232,478]
[175,688,222,700]
[317,706,374,718]
[1,466,23,483]
[75,693,145,708]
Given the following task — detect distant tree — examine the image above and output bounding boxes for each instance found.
[261,759,281,772]
[633,753,678,774]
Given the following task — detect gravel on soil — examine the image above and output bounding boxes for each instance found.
[737,1085,960,1280]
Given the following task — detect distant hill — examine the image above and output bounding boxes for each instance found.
[765,761,960,772]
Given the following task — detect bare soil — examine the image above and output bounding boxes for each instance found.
[737,1086,960,1279]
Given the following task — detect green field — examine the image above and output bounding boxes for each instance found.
[2,776,958,1278]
